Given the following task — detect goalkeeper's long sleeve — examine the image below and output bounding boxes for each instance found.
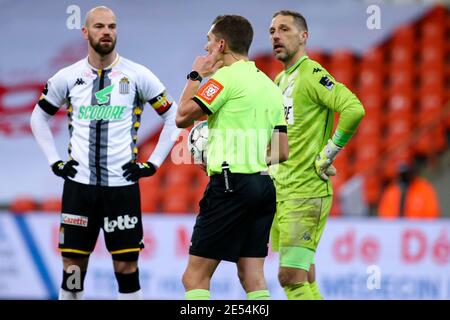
[332,92,365,147]
[306,75,365,147]
[30,105,61,165]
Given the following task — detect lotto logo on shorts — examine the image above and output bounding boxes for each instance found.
[197,79,224,104]
[61,213,88,227]
[104,215,138,233]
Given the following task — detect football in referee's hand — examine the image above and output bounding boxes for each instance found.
[188,120,208,165]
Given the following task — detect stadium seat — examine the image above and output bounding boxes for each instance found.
[385,116,413,151]
[307,50,327,67]
[389,43,414,68]
[330,50,355,89]
[358,67,383,92]
[164,165,197,188]
[420,68,444,91]
[40,197,61,212]
[10,196,36,213]
[417,90,444,124]
[141,189,162,213]
[140,174,164,213]
[386,90,414,118]
[360,46,385,68]
[388,67,414,93]
[358,92,383,119]
[161,185,193,214]
[420,21,445,44]
[392,24,416,47]
[353,142,381,174]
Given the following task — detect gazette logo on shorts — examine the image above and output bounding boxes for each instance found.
[198,79,224,104]
[61,213,89,227]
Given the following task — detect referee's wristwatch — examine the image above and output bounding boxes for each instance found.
[187,71,202,82]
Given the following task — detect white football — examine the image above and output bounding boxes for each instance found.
[188,120,208,164]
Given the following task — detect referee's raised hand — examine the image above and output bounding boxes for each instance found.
[192,45,224,78]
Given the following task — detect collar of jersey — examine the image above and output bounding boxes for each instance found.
[85,53,120,71]
[285,55,308,75]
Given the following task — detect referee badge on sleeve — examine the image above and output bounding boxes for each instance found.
[119,77,130,94]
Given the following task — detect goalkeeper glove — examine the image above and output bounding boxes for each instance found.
[315,139,342,181]
[51,160,79,179]
[122,161,156,182]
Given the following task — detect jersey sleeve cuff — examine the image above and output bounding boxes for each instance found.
[192,97,212,115]
[274,125,287,133]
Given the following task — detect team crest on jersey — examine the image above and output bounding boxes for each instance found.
[119,77,130,94]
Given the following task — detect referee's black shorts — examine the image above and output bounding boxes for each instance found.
[189,172,276,262]
[59,179,144,257]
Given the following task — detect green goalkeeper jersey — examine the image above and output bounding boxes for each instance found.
[271,55,364,200]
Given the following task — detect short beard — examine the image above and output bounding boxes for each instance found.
[274,50,290,62]
[88,34,116,56]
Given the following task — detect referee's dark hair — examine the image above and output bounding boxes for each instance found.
[212,15,254,55]
[273,10,308,32]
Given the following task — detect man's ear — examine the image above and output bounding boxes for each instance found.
[81,26,88,40]
[219,39,225,53]
[299,31,308,44]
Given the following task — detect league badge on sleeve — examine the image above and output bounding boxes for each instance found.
[319,75,334,91]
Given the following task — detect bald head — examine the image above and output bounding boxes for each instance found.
[82,6,117,56]
[84,6,116,28]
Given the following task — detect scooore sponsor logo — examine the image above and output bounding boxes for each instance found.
[77,85,127,120]
[104,215,138,233]
[61,213,88,227]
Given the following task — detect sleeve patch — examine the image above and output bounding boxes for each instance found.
[197,79,224,104]
[319,75,334,91]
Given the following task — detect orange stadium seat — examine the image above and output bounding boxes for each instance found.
[392,24,416,47]
[353,142,381,174]
[164,165,197,189]
[141,189,162,213]
[361,46,385,68]
[414,124,448,157]
[389,43,414,68]
[358,92,383,119]
[388,67,414,93]
[194,170,210,189]
[307,50,327,67]
[10,196,36,213]
[385,116,413,151]
[417,90,444,124]
[161,185,192,214]
[40,197,61,212]
[386,90,414,118]
[329,50,355,89]
[358,66,383,91]
[420,68,444,91]
[421,21,445,44]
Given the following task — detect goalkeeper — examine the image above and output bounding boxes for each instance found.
[269,10,365,300]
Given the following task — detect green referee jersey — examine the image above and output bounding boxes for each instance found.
[194,60,286,176]
[271,55,364,200]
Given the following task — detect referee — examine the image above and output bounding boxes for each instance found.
[176,15,288,300]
